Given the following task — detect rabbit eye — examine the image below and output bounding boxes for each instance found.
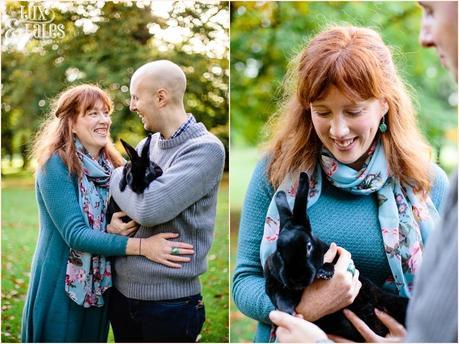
[306,242,312,254]
[125,173,133,186]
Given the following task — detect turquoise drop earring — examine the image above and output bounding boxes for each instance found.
[379,116,387,133]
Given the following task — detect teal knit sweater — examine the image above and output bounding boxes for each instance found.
[21,155,129,343]
[232,158,449,343]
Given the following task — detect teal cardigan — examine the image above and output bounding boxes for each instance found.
[21,155,128,343]
[232,158,449,343]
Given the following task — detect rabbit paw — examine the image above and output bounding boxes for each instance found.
[316,262,334,280]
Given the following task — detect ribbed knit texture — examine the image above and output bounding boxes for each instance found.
[21,155,129,343]
[110,120,225,300]
[406,171,458,342]
[232,157,449,343]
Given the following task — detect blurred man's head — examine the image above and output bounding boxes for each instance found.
[419,1,458,80]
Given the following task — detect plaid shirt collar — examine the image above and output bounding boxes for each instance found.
[161,114,195,140]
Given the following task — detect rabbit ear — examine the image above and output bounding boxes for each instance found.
[120,139,139,161]
[275,191,292,230]
[141,134,152,162]
[293,172,309,227]
[119,163,131,191]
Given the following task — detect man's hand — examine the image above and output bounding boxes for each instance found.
[107,211,139,236]
[328,309,406,343]
[269,310,329,343]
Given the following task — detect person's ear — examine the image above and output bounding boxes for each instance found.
[71,111,82,133]
[157,89,168,107]
[381,99,389,116]
[70,120,76,134]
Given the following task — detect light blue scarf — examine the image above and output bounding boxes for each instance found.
[261,141,439,297]
[65,139,113,307]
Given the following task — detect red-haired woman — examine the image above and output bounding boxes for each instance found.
[21,84,194,342]
[232,26,449,342]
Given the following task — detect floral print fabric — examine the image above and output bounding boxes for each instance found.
[260,140,439,297]
[65,139,114,307]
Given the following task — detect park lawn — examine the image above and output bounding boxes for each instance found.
[229,146,262,210]
[1,174,229,343]
[1,184,38,342]
[229,146,260,343]
[201,175,229,342]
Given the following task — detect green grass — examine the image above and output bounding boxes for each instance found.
[1,185,38,342]
[1,173,229,343]
[229,147,259,343]
[229,146,261,211]
[201,175,229,342]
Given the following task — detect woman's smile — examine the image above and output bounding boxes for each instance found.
[332,137,357,151]
[94,127,108,136]
[72,100,111,158]
[310,86,387,170]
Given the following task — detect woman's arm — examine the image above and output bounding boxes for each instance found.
[232,158,277,323]
[38,155,129,256]
[232,158,361,324]
[429,163,449,212]
[38,155,194,266]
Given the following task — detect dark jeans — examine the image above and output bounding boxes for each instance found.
[108,287,205,343]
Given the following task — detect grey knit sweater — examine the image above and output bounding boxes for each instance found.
[109,119,225,300]
[406,171,458,342]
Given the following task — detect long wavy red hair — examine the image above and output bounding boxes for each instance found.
[266,26,432,192]
[31,84,124,177]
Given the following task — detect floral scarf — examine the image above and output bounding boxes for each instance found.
[260,140,439,297]
[65,139,113,307]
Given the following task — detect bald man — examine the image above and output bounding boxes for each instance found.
[108,60,225,342]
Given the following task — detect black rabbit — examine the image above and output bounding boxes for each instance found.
[264,172,408,341]
[106,134,163,224]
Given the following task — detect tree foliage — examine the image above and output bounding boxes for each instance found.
[230,1,457,155]
[2,0,229,169]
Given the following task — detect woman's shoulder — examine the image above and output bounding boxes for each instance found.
[252,155,274,187]
[428,163,450,211]
[430,163,449,181]
[37,153,74,183]
[429,163,449,190]
[254,154,270,174]
[243,154,276,204]
[39,153,66,173]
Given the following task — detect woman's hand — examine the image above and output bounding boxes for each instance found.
[107,211,139,236]
[269,311,329,343]
[295,243,362,321]
[328,309,406,343]
[141,232,195,268]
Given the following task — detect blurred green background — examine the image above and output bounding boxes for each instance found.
[229,1,457,343]
[2,0,229,171]
[1,1,229,342]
